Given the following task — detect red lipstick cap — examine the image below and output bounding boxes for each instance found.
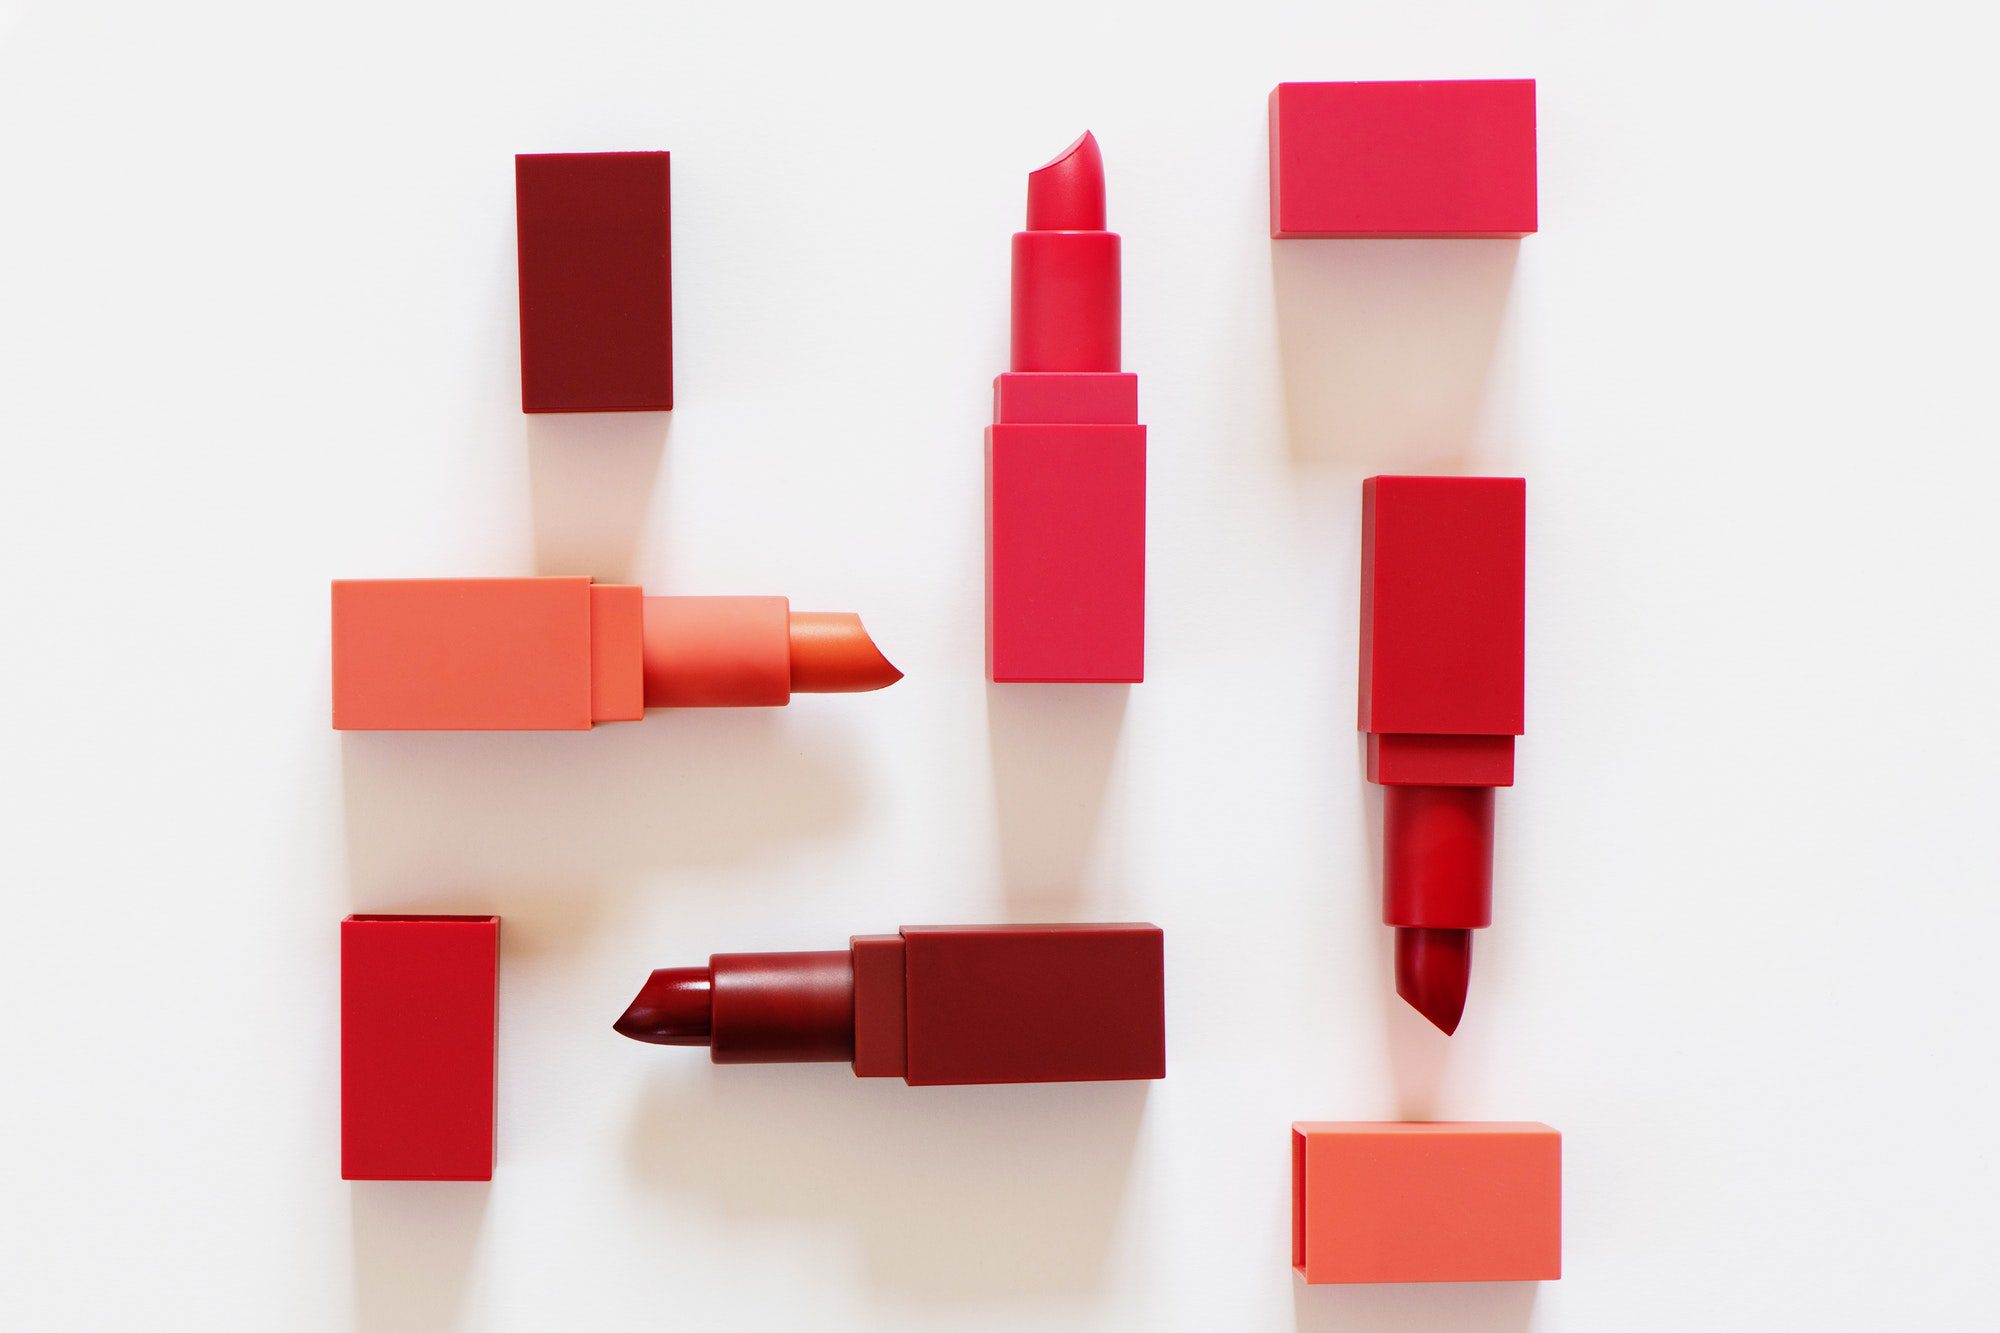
[1360,475,1525,781]
[341,915,498,1181]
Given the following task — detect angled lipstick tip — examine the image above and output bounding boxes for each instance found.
[1026,130,1106,231]
[1395,927,1471,1035]
[613,967,714,1046]
[788,611,903,694]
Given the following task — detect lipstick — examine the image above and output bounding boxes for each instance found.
[331,578,899,730]
[1359,476,1525,1033]
[614,923,1165,1085]
[987,132,1147,683]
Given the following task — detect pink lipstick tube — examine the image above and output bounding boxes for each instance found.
[987,132,1146,683]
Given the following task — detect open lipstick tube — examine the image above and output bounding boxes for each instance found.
[331,578,899,730]
[1360,476,1525,1034]
[615,923,1165,1085]
[987,131,1146,683]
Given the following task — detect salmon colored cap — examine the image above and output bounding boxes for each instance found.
[1292,1122,1560,1284]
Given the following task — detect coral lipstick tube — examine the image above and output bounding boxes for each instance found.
[330,578,898,730]
[1360,477,1525,1034]
[988,131,1146,683]
[615,924,1165,1085]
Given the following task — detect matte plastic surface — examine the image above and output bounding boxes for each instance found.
[994,372,1137,425]
[900,924,1164,1085]
[589,583,646,723]
[331,578,597,731]
[988,421,1147,682]
[341,915,498,1182]
[848,934,908,1078]
[1291,1122,1560,1284]
[1269,81,1537,238]
[1360,475,1525,752]
[515,151,673,412]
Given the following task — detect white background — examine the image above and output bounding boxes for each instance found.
[3,1,1996,1328]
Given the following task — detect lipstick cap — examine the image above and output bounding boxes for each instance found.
[1292,1122,1560,1283]
[342,916,499,1181]
[1359,476,1524,747]
[516,151,672,412]
[1269,81,1537,238]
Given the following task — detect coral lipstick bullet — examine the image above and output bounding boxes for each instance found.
[784,612,904,693]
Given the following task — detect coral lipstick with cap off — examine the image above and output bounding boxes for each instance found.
[988,131,1146,683]
[331,579,899,730]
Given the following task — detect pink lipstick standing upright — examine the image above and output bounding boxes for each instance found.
[987,132,1147,683]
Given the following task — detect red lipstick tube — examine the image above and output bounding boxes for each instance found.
[615,923,1165,1085]
[330,578,899,730]
[1360,476,1525,1034]
[987,132,1146,683]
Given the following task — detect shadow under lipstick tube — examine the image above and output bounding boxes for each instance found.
[331,578,899,730]
[615,924,1165,1085]
[1360,476,1525,1035]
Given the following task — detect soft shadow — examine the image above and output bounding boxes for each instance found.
[1272,240,1518,471]
[986,684,1130,917]
[626,1066,1148,1301]
[340,710,868,916]
[525,412,669,579]
[350,1182,488,1332]
[1295,1278,1539,1332]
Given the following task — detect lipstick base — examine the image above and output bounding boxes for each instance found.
[987,423,1146,683]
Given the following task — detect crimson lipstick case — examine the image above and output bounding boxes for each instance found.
[1360,475,1525,1031]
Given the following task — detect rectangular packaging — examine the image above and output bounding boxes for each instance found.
[988,373,1146,682]
[1359,476,1524,785]
[342,916,499,1181]
[330,578,642,730]
[516,151,673,412]
[852,923,1164,1084]
[1292,1122,1561,1283]
[1269,81,1538,238]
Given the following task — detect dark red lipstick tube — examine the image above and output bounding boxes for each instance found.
[987,131,1146,683]
[615,924,1165,1085]
[1360,476,1525,1035]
